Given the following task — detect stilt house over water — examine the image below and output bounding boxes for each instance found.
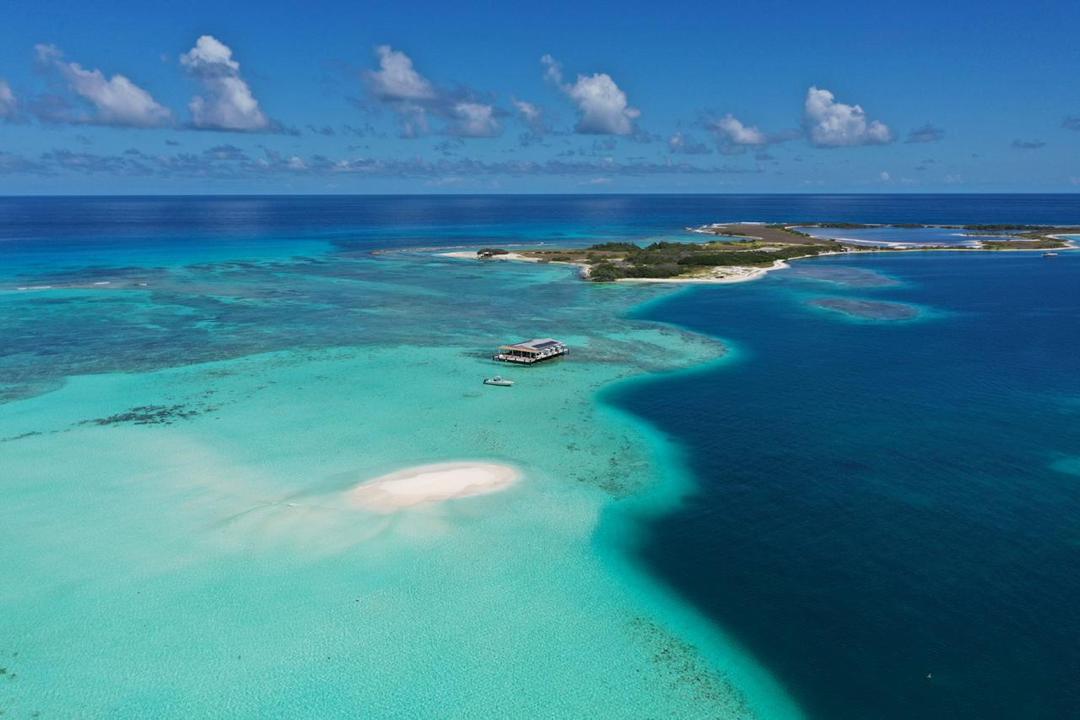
[493,338,569,364]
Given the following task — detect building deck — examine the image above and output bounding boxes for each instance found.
[493,338,569,364]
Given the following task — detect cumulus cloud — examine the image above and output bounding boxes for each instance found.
[1061,116,1080,131]
[541,55,639,135]
[707,113,769,152]
[180,35,270,131]
[449,101,500,137]
[668,131,711,155]
[697,112,797,153]
[512,99,551,146]
[364,45,436,101]
[513,99,542,125]
[0,79,17,119]
[33,44,171,127]
[803,86,892,147]
[905,124,944,143]
[513,98,549,132]
[361,46,499,139]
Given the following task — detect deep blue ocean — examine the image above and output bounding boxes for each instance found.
[617,250,1080,719]
[2,195,1078,719]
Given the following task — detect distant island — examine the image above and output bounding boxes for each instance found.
[443,222,1078,283]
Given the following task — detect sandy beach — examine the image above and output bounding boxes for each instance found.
[349,461,521,512]
[439,249,785,283]
[439,250,542,262]
[438,249,593,278]
[616,261,787,285]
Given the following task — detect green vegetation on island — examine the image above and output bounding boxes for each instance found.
[523,233,838,282]
[468,221,1075,283]
[963,225,1077,248]
[979,237,1069,250]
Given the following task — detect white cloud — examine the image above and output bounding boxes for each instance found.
[363,46,433,137]
[541,55,563,84]
[513,99,549,142]
[365,45,436,101]
[513,99,542,124]
[180,35,269,131]
[804,86,892,147]
[879,170,891,181]
[450,102,500,137]
[0,79,16,119]
[712,114,766,146]
[541,55,639,135]
[34,44,171,127]
[668,131,710,155]
[362,46,500,139]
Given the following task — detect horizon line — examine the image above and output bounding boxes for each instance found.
[3,191,1080,199]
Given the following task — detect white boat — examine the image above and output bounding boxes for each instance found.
[483,376,514,387]
[1043,252,1059,257]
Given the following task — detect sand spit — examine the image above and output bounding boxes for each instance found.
[438,249,780,283]
[616,261,786,285]
[439,250,541,262]
[349,461,521,512]
[438,250,593,278]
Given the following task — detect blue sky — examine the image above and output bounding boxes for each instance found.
[1,0,1078,194]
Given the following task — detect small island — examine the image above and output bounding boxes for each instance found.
[444,222,1078,283]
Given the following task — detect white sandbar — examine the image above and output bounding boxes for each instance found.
[349,461,521,512]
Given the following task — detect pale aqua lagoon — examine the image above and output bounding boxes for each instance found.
[0,203,798,719]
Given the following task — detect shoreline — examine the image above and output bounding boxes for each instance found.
[614,259,787,284]
[437,231,1078,286]
[437,248,594,278]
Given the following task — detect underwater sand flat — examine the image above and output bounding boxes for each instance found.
[0,253,799,720]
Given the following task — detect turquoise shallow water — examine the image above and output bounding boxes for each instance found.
[2,195,1078,719]
[0,207,800,718]
[3,345,794,718]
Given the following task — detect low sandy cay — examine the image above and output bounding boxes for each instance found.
[349,461,521,512]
